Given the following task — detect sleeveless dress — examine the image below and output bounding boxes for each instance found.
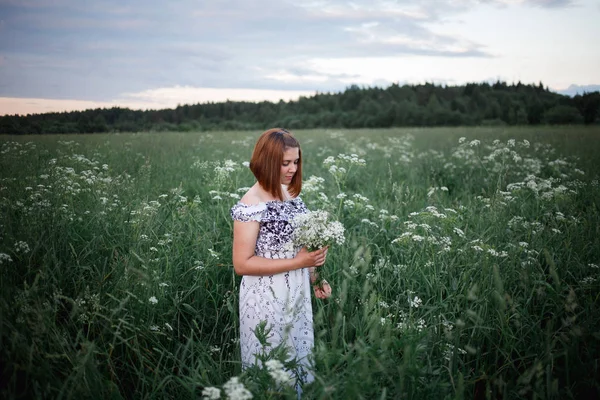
[230,197,314,384]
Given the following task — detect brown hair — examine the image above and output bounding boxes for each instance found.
[249,128,302,201]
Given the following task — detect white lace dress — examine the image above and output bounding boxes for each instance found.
[230,198,314,383]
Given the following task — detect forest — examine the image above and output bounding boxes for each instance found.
[1,81,599,134]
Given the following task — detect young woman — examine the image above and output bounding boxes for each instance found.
[230,128,331,387]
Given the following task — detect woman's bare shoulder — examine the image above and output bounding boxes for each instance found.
[239,184,269,205]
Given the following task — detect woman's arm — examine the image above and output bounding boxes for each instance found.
[232,220,327,276]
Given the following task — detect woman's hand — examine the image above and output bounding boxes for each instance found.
[295,246,328,268]
[313,280,332,299]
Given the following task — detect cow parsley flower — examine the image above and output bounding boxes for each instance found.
[290,210,345,251]
[0,253,13,264]
[202,387,221,399]
[265,359,294,386]
[409,296,422,308]
[223,377,253,400]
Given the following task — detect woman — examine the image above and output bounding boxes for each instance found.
[230,128,332,387]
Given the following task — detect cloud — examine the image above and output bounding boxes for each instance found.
[490,0,574,8]
[0,0,589,107]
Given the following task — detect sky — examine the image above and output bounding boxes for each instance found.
[0,0,599,116]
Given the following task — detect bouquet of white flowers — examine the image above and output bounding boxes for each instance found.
[289,210,345,289]
[291,210,345,252]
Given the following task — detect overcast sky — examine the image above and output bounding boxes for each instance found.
[1,0,599,115]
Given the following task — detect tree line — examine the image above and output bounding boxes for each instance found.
[1,81,599,134]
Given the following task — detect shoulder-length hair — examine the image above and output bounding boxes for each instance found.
[249,128,302,201]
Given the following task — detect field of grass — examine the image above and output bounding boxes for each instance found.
[1,126,599,399]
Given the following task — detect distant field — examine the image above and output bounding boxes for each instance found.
[1,126,599,399]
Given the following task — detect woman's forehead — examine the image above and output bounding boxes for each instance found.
[282,147,299,160]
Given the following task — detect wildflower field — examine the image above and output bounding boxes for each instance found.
[1,126,599,399]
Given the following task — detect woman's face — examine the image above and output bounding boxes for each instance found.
[280,147,299,185]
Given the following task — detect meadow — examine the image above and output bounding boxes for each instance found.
[1,126,599,399]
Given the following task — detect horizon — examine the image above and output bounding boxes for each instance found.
[1,80,596,117]
[1,0,598,116]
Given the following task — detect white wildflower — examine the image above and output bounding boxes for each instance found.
[290,210,345,251]
[453,227,465,238]
[149,296,158,305]
[223,376,253,400]
[14,241,30,254]
[202,387,221,399]
[409,296,422,308]
[323,156,335,165]
[265,359,294,385]
[0,253,13,264]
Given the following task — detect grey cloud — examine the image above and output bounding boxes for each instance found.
[510,0,575,8]
[0,0,572,101]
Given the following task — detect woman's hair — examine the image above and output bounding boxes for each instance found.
[249,128,302,200]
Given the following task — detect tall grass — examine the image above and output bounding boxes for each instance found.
[1,127,599,399]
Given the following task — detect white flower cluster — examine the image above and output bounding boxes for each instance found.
[303,175,325,193]
[323,153,366,182]
[214,160,239,183]
[265,359,294,385]
[291,210,345,251]
[323,153,366,167]
[443,343,467,361]
[427,186,449,198]
[223,377,253,400]
[408,296,422,309]
[210,190,241,201]
[14,241,30,254]
[202,386,221,399]
[0,253,13,264]
[392,206,457,253]
[395,310,427,332]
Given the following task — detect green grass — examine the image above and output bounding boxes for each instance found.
[1,126,599,399]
